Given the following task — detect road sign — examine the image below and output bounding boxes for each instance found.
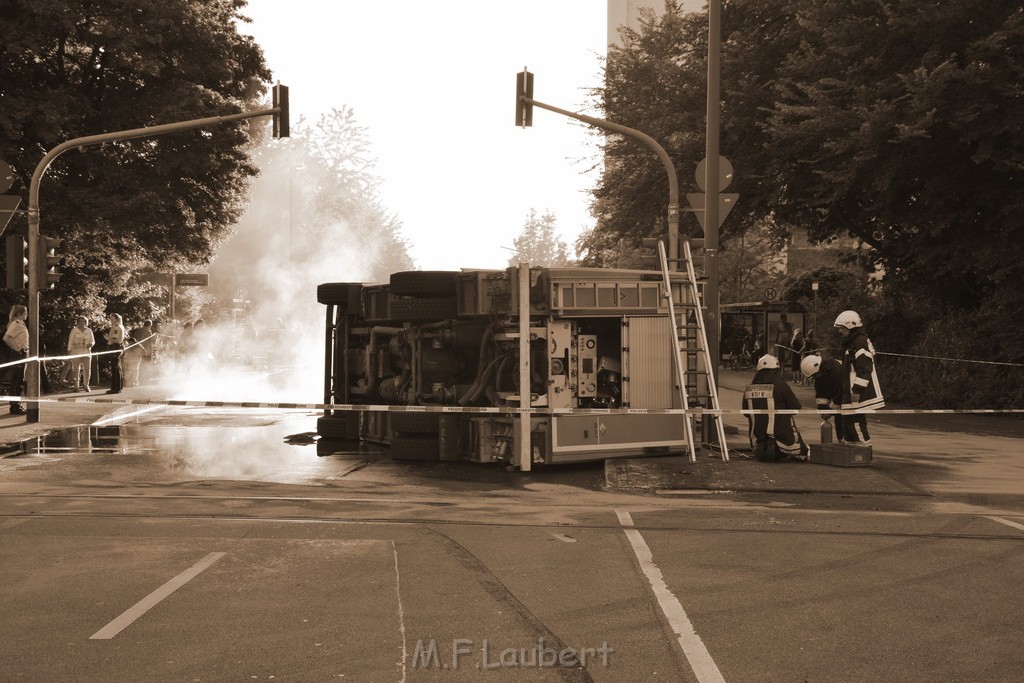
[686,192,739,231]
[0,160,13,193]
[0,195,21,232]
[695,155,733,191]
[764,287,778,300]
[174,273,209,287]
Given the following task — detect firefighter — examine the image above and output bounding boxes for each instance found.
[833,310,884,446]
[800,353,846,442]
[742,354,807,462]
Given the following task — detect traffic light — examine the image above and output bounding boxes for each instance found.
[5,235,27,290]
[273,83,289,138]
[640,234,668,269]
[515,69,534,127]
[36,234,63,290]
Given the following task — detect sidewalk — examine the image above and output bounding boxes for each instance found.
[607,367,1024,498]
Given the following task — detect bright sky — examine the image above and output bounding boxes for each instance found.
[239,0,608,270]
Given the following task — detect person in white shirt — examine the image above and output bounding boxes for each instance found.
[3,305,29,414]
[66,316,95,391]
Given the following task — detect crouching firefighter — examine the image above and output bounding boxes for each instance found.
[833,310,884,446]
[742,354,807,461]
[800,354,846,442]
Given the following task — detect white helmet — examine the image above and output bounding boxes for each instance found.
[800,354,822,378]
[757,354,780,370]
[834,310,863,330]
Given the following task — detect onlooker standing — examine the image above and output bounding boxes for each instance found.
[799,354,846,443]
[803,329,817,357]
[775,313,793,369]
[121,330,144,387]
[789,328,805,384]
[834,310,884,446]
[66,316,95,391]
[2,305,29,414]
[741,354,806,461]
[104,313,126,394]
[133,319,155,384]
[751,333,765,366]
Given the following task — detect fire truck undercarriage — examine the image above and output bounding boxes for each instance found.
[318,265,695,469]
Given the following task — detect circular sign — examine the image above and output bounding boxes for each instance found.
[695,156,734,191]
[763,287,778,301]
[0,160,14,193]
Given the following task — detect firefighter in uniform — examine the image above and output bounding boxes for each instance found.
[833,310,884,445]
[799,354,846,442]
[742,354,807,462]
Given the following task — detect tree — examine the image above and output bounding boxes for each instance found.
[0,0,270,347]
[507,210,574,268]
[587,0,1024,406]
[719,219,785,302]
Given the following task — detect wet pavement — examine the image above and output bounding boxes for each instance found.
[2,371,1023,510]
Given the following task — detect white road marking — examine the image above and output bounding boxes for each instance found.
[985,516,1024,533]
[392,541,407,683]
[616,509,726,683]
[90,551,226,640]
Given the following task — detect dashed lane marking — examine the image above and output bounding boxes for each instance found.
[985,516,1024,533]
[89,551,226,640]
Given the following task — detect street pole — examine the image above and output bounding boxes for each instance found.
[522,98,681,264]
[704,0,722,381]
[812,280,819,347]
[702,0,723,444]
[24,105,283,422]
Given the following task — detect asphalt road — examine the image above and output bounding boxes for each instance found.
[1,387,1023,681]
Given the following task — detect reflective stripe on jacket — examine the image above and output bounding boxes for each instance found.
[839,329,884,412]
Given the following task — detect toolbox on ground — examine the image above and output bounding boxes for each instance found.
[808,443,873,467]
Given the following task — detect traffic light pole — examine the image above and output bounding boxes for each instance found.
[520,98,681,264]
[702,0,723,444]
[24,104,284,422]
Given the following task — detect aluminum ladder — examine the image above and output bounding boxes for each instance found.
[658,239,730,462]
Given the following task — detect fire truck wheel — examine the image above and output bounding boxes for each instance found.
[317,415,360,441]
[390,412,441,435]
[390,435,440,461]
[316,282,363,311]
[390,297,458,322]
[389,271,459,298]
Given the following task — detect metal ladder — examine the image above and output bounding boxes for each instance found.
[658,239,730,462]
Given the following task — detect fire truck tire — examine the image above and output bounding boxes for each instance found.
[316,282,363,310]
[389,271,459,298]
[390,435,440,461]
[317,415,360,441]
[390,297,458,322]
[390,412,441,435]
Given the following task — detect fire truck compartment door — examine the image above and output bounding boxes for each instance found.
[552,414,686,453]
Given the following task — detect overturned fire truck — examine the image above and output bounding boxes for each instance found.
[317,262,721,469]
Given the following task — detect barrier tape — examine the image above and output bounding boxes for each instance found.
[769,343,1024,369]
[0,333,158,371]
[1,337,1019,415]
[0,393,1021,416]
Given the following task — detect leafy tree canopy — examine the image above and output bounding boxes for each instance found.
[507,210,574,268]
[0,0,270,345]
[585,0,1024,314]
